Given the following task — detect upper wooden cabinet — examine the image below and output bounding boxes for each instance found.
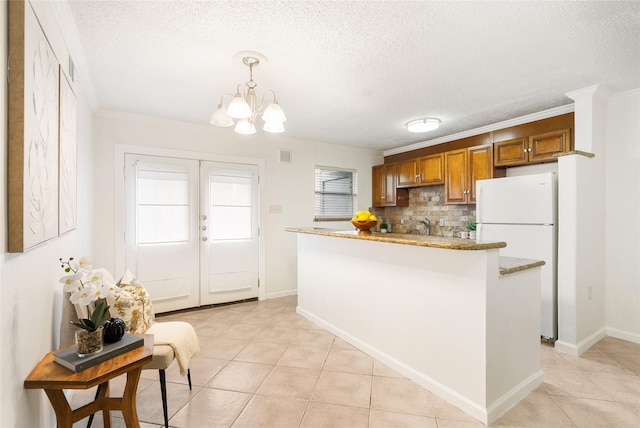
[372,164,409,207]
[397,153,444,188]
[494,129,571,167]
[444,145,493,204]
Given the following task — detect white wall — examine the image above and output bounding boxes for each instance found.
[92,112,382,298]
[0,3,95,426]
[605,88,640,341]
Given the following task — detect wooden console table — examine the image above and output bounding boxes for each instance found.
[24,334,153,428]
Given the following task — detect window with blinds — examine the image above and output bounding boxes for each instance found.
[314,166,358,221]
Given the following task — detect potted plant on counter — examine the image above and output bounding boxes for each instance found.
[466,221,477,240]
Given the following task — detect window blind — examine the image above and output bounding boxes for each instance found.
[314,167,358,221]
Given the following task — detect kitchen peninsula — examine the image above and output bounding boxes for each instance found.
[287,228,545,425]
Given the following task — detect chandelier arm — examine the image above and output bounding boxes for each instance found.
[256,89,278,114]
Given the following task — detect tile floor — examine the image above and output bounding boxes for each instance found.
[71,296,640,428]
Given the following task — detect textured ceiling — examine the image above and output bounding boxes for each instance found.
[66,0,640,151]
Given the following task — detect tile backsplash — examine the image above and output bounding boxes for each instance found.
[370,185,476,237]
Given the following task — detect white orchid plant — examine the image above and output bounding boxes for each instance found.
[59,257,116,332]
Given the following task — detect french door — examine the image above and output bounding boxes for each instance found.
[124,154,260,313]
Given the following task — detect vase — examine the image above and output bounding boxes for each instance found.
[75,327,103,357]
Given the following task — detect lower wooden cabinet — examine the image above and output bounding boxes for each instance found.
[444,145,493,204]
[494,129,571,167]
[372,164,408,207]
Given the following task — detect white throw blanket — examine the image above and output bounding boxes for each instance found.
[146,321,200,376]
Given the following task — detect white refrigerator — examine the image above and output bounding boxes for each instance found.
[476,172,557,341]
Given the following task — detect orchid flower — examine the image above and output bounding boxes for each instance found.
[59,272,83,292]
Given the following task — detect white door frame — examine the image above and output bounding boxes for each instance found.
[114,144,266,302]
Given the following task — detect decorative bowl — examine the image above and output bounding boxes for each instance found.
[351,219,378,234]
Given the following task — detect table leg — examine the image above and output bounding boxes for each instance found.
[97,382,111,428]
[120,367,143,428]
[43,389,72,428]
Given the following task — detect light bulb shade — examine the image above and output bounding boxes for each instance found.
[263,121,285,133]
[227,92,252,119]
[406,118,440,133]
[210,103,235,127]
[234,118,256,135]
[261,101,286,123]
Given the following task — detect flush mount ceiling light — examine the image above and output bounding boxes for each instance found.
[210,52,286,135]
[406,118,440,133]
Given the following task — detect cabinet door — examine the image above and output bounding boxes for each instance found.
[418,153,444,185]
[494,138,528,167]
[468,144,493,204]
[383,163,397,206]
[396,159,419,188]
[444,149,468,204]
[372,165,384,207]
[529,129,570,163]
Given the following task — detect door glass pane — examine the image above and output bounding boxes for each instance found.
[209,172,252,241]
[136,163,190,244]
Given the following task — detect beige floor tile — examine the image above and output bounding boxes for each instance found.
[239,311,276,326]
[292,329,335,349]
[552,395,640,428]
[592,336,640,355]
[256,365,321,400]
[72,413,160,428]
[540,345,575,370]
[370,376,433,417]
[234,341,288,364]
[169,388,251,428]
[430,395,481,425]
[611,351,640,376]
[207,360,273,393]
[300,402,369,428]
[332,336,360,351]
[217,323,265,340]
[537,368,613,400]
[369,409,438,428]
[198,337,248,360]
[311,371,372,408]
[164,355,228,386]
[212,309,254,323]
[372,360,406,378]
[135,381,201,425]
[491,391,574,427]
[584,371,640,404]
[191,320,232,338]
[437,420,491,428]
[270,313,314,329]
[559,349,635,375]
[323,347,374,375]
[258,326,303,344]
[277,345,330,370]
[232,395,308,428]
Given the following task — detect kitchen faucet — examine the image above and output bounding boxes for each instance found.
[418,218,431,235]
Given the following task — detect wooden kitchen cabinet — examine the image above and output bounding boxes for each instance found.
[372,164,408,207]
[444,145,493,204]
[397,153,444,188]
[494,129,571,167]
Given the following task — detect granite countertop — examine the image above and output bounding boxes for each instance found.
[285,227,507,250]
[499,256,545,276]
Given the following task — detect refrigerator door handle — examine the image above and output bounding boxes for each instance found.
[477,184,483,224]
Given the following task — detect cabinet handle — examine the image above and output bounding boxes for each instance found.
[416,174,420,179]
[381,196,386,199]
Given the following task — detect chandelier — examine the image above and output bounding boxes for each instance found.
[210,53,286,135]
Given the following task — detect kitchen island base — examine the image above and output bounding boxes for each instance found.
[293,232,544,425]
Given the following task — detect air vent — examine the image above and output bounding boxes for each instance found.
[279,149,292,164]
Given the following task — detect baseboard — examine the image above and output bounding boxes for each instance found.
[555,327,607,356]
[297,306,542,425]
[606,327,640,344]
[485,370,545,424]
[265,289,297,300]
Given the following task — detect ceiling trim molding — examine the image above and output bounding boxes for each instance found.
[50,0,99,110]
[384,104,576,157]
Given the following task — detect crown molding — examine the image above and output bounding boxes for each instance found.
[384,104,575,157]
